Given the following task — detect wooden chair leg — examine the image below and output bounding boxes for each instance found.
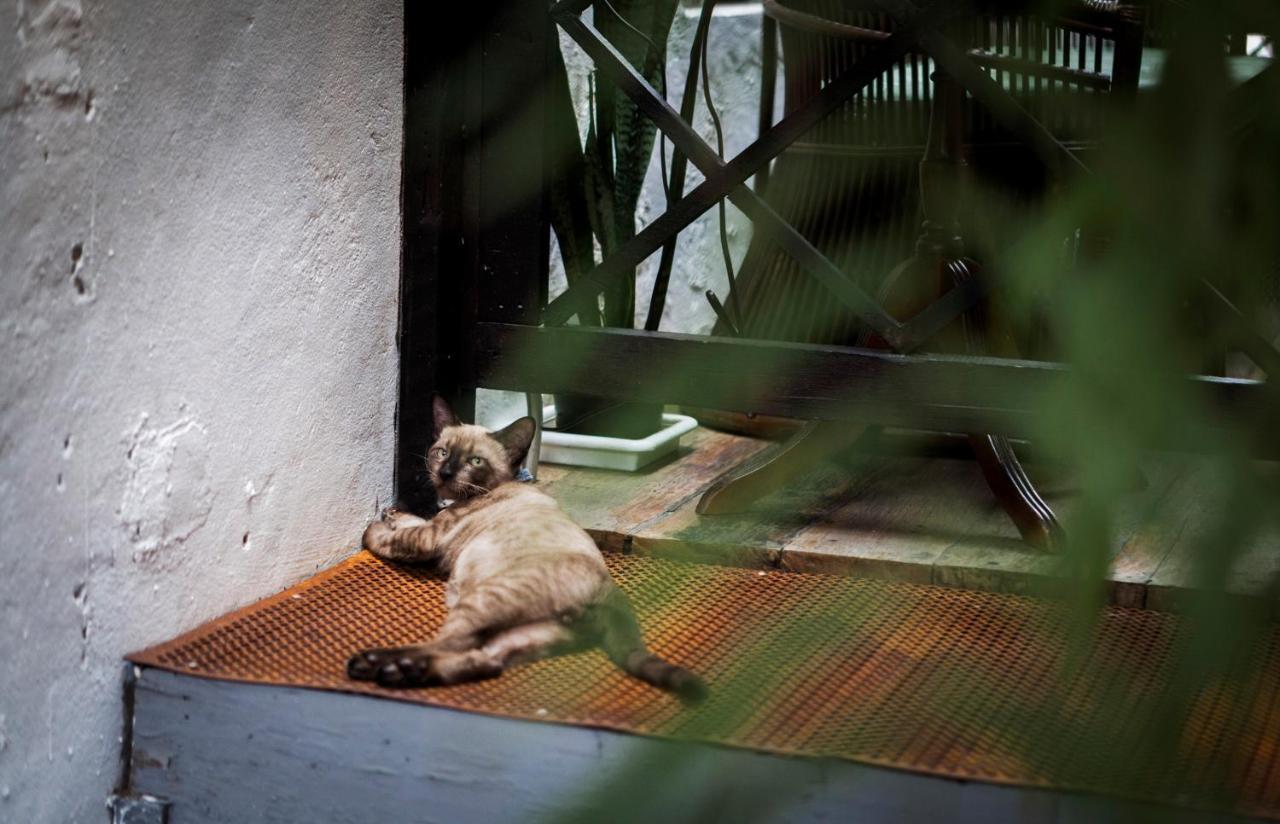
[696,420,874,515]
[936,257,1066,553]
[969,433,1066,552]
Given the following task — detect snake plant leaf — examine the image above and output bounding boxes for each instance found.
[547,43,603,327]
[594,0,679,326]
[585,106,629,328]
[583,96,619,257]
[545,0,678,328]
[597,0,679,226]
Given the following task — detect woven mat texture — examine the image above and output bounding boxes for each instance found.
[128,551,1280,819]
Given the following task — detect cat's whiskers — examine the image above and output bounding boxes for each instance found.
[457,479,490,497]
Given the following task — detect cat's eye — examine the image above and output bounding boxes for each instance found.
[434,447,448,458]
[468,456,485,467]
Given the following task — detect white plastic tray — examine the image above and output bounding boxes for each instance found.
[538,412,698,471]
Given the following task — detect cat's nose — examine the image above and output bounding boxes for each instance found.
[439,464,456,480]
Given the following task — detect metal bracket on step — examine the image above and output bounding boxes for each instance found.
[108,793,171,824]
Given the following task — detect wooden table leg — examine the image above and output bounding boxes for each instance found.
[946,258,1065,552]
[970,433,1066,551]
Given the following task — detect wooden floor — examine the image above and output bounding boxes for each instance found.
[536,426,1280,614]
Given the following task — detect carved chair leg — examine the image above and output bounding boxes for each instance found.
[969,433,1066,552]
[937,257,1066,552]
[696,420,874,515]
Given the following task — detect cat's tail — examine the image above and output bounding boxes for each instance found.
[597,587,708,704]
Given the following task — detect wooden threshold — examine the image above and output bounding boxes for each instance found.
[535,425,1280,614]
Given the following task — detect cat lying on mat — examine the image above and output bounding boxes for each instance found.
[347,396,707,702]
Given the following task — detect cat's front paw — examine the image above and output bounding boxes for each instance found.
[362,520,394,553]
[382,508,429,530]
[347,646,437,687]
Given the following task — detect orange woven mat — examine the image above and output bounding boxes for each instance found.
[128,551,1280,818]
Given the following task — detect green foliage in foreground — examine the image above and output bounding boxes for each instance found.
[532,2,1279,820]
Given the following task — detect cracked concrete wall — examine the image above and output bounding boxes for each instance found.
[0,1,402,820]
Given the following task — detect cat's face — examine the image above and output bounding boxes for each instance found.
[428,396,535,501]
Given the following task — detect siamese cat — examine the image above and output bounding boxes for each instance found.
[348,396,706,702]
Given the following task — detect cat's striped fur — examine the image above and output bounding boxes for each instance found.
[348,396,706,702]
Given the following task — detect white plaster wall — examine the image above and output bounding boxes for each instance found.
[0,1,402,821]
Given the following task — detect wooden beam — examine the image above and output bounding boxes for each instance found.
[473,323,1276,452]
[398,1,554,511]
[545,3,993,353]
[476,0,551,326]
[546,11,926,343]
[397,1,480,512]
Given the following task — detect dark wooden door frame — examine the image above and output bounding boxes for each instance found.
[398,3,467,512]
[397,1,549,511]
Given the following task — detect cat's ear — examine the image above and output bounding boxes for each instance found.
[492,417,536,468]
[432,394,461,438]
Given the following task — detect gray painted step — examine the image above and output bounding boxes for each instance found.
[125,667,1252,824]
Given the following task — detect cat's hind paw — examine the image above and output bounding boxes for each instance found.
[347,646,437,687]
